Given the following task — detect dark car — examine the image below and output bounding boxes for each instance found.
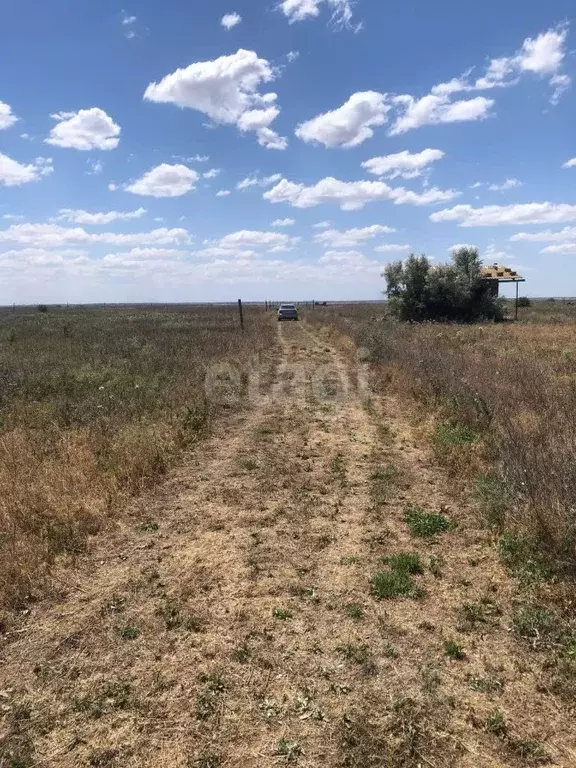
[277,303,299,321]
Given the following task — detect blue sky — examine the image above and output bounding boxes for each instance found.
[0,0,574,303]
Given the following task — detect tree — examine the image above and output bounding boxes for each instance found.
[383,248,503,323]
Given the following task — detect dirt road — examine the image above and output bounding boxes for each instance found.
[1,322,574,767]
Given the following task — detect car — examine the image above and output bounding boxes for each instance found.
[277,303,299,321]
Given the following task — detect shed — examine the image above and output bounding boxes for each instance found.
[480,263,526,318]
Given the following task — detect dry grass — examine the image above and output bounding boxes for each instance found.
[2,314,576,767]
[0,305,275,611]
[309,301,576,578]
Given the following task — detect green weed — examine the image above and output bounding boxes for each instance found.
[404,505,454,538]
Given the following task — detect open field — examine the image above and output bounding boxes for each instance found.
[0,305,276,611]
[1,304,576,767]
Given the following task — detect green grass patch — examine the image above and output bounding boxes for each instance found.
[434,422,478,447]
[404,505,455,538]
[383,552,424,575]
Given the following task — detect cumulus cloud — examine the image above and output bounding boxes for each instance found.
[272,218,296,227]
[315,225,395,248]
[374,244,411,253]
[264,176,459,211]
[487,178,522,192]
[55,208,147,225]
[203,168,221,179]
[510,227,576,243]
[319,251,376,268]
[313,220,331,229]
[0,101,18,130]
[562,158,576,169]
[217,229,299,251]
[279,0,355,27]
[431,203,576,227]
[221,12,242,29]
[126,164,199,197]
[389,24,570,135]
[237,172,282,190]
[540,243,576,254]
[296,92,389,148]
[144,49,287,150]
[0,223,191,249]
[390,94,494,135]
[216,189,231,197]
[362,149,445,179]
[45,108,121,150]
[0,154,53,187]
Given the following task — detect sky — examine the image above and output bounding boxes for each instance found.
[0,0,575,303]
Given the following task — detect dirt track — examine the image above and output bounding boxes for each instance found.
[1,322,575,767]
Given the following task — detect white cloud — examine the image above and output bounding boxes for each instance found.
[221,12,242,29]
[470,182,483,189]
[279,0,355,27]
[46,108,120,150]
[390,93,493,135]
[315,224,395,248]
[237,172,282,190]
[389,25,570,136]
[562,158,576,169]
[103,247,186,263]
[510,227,576,243]
[362,149,445,179]
[0,154,53,187]
[264,176,459,211]
[518,25,567,76]
[121,10,137,39]
[173,154,210,163]
[237,106,288,149]
[296,92,389,148]
[216,189,231,197]
[0,101,18,130]
[203,168,221,179]
[287,51,300,63]
[374,244,411,253]
[86,159,104,175]
[319,250,375,267]
[194,246,257,260]
[144,49,287,150]
[272,218,296,227]
[217,230,299,251]
[0,223,191,249]
[550,74,571,105]
[431,203,576,227]
[2,214,25,222]
[449,243,477,251]
[126,163,199,197]
[55,208,147,225]
[487,178,522,192]
[541,243,576,255]
[313,220,331,229]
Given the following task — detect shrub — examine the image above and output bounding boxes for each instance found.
[517,296,531,307]
[383,248,503,323]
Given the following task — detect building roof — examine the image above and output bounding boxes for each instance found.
[480,263,525,282]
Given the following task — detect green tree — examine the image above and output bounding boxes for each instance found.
[383,248,502,323]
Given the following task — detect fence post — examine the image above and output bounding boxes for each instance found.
[238,298,244,331]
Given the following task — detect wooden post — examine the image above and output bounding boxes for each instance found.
[515,281,519,321]
[238,298,244,331]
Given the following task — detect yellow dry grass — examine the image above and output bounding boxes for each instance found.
[2,317,576,767]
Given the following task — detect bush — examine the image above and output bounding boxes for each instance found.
[37,304,48,313]
[517,296,531,307]
[383,248,503,323]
